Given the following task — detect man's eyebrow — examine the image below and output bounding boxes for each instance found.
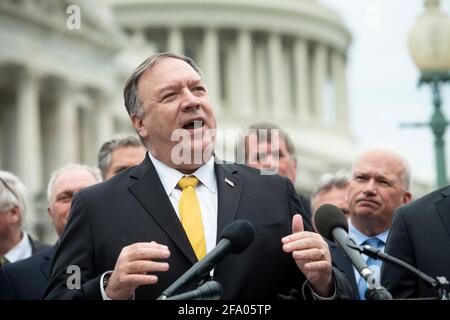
[56,191,73,198]
[156,84,180,96]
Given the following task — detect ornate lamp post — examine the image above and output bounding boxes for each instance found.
[408,0,450,188]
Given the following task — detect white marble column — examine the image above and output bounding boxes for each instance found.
[254,44,269,113]
[15,68,43,194]
[331,50,349,128]
[202,27,221,111]
[131,28,147,47]
[52,84,79,168]
[311,43,327,122]
[224,43,237,112]
[237,29,254,115]
[95,91,114,150]
[168,26,184,55]
[268,32,287,117]
[294,37,311,121]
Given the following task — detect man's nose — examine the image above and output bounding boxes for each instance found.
[180,89,201,112]
[363,179,377,195]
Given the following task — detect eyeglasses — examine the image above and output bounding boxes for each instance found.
[0,176,19,203]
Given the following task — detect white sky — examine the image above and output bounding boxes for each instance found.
[319,0,450,186]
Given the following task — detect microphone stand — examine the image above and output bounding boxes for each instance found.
[348,242,450,300]
[163,280,222,300]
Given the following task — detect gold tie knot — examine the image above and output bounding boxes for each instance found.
[178,176,199,189]
[0,256,9,266]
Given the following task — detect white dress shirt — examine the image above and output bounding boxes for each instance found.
[4,231,33,263]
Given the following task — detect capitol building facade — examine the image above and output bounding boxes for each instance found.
[0,0,357,242]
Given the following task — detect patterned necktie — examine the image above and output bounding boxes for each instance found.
[357,237,383,300]
[0,255,10,266]
[178,176,206,260]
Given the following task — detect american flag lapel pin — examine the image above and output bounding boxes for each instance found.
[224,178,234,187]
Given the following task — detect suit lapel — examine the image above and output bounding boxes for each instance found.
[41,246,57,280]
[215,161,243,241]
[128,157,197,264]
[436,186,450,240]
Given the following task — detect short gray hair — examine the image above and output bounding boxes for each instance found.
[311,170,350,213]
[97,134,143,179]
[242,122,297,162]
[46,164,102,204]
[311,170,350,200]
[123,52,203,118]
[0,171,28,224]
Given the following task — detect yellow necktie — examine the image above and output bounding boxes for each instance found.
[0,256,9,266]
[178,176,206,260]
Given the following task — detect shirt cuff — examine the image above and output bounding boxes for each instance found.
[100,271,114,300]
[100,271,136,300]
[302,277,337,300]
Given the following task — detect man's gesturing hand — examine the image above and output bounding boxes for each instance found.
[282,214,334,297]
[105,241,170,300]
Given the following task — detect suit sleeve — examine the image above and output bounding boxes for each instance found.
[44,192,102,300]
[381,207,418,298]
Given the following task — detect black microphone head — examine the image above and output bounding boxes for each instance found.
[220,220,256,254]
[314,204,349,241]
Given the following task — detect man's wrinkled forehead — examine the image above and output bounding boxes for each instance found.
[138,58,202,97]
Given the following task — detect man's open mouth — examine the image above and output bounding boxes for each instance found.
[183,119,204,130]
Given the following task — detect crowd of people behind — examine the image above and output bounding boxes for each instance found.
[0,52,449,300]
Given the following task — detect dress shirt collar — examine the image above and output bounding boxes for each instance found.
[5,230,32,263]
[147,151,217,196]
[348,219,389,246]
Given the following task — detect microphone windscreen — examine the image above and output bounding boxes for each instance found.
[220,220,256,254]
[314,204,349,241]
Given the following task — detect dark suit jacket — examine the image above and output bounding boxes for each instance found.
[297,193,312,226]
[0,246,56,300]
[381,186,450,299]
[45,157,355,300]
[328,242,358,297]
[29,235,50,255]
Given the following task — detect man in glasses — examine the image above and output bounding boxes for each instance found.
[0,171,49,266]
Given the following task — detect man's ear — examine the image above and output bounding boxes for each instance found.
[130,113,147,139]
[402,191,412,204]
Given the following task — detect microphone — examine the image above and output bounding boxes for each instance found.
[158,220,256,299]
[314,204,392,300]
[165,280,222,300]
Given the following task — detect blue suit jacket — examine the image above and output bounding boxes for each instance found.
[0,246,56,300]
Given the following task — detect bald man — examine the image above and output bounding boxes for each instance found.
[329,148,412,300]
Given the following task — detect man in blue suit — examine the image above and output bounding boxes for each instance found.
[0,164,101,299]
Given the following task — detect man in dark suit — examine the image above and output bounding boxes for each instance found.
[382,186,450,299]
[0,164,101,299]
[0,171,50,266]
[45,52,355,300]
